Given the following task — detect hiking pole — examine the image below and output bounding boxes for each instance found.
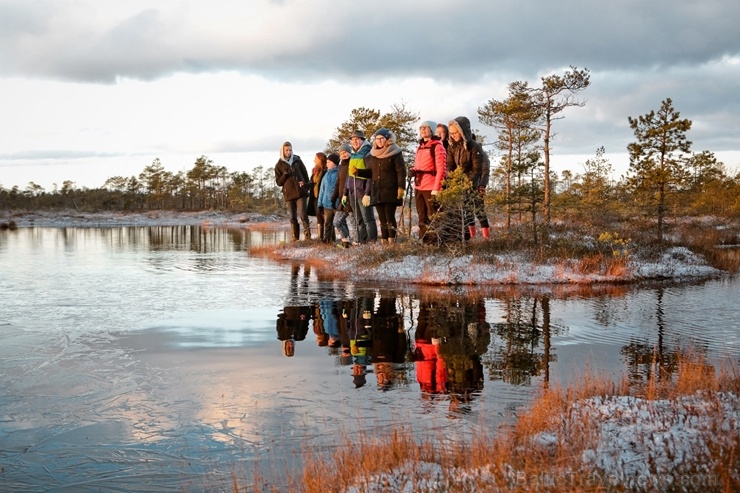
[400,171,413,237]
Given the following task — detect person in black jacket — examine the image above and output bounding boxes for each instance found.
[352,128,406,245]
[447,117,490,240]
[274,141,311,241]
[332,144,353,248]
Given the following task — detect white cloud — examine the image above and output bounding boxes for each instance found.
[1,0,739,190]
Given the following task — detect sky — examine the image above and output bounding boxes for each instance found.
[1,0,739,191]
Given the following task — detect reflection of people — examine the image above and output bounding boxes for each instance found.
[413,298,489,406]
[347,296,373,387]
[369,295,407,390]
[275,141,311,241]
[276,305,311,357]
[438,299,489,402]
[319,298,341,348]
[414,302,446,394]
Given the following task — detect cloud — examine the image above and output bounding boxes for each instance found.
[2,1,739,83]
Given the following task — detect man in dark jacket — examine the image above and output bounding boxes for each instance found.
[275,141,311,241]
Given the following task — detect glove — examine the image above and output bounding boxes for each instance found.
[349,165,357,176]
[341,195,348,206]
[408,168,417,178]
[431,190,438,196]
[362,195,371,207]
[397,188,404,200]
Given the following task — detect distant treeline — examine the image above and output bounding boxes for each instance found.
[1,151,738,222]
[1,156,284,214]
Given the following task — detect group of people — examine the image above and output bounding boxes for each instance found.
[274,116,491,245]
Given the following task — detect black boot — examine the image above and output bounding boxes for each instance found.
[291,223,300,242]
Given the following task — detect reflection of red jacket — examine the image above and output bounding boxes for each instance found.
[414,340,446,394]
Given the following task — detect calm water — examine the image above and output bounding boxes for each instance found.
[0,226,738,492]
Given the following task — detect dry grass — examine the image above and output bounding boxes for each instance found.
[244,351,739,492]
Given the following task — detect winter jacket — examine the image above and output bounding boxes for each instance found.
[356,141,406,206]
[274,145,310,202]
[345,140,372,196]
[318,167,339,209]
[446,116,486,188]
[412,136,446,191]
[332,158,352,211]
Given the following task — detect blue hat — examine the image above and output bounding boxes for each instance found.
[420,120,437,132]
[374,128,391,140]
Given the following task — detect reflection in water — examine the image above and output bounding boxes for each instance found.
[621,286,709,387]
[486,295,564,387]
[1,226,739,492]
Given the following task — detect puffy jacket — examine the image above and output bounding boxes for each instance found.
[357,142,406,206]
[446,116,486,188]
[275,145,310,202]
[345,141,372,196]
[318,167,339,209]
[412,136,446,191]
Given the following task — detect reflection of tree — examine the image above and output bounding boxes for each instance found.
[620,287,707,387]
[485,295,561,386]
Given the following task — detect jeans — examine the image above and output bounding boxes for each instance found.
[348,193,377,243]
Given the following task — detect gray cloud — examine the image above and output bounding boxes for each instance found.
[1,0,738,166]
[2,1,738,83]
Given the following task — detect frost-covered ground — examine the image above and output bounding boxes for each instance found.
[4,210,724,285]
[345,392,739,493]
[280,243,721,286]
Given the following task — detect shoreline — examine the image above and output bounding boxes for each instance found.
[1,209,281,228]
[3,209,731,287]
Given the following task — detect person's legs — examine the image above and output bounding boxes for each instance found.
[416,190,433,241]
[473,192,490,238]
[333,211,350,242]
[383,203,398,240]
[357,200,377,242]
[286,200,299,241]
[375,205,390,240]
[297,196,311,239]
[349,193,367,243]
[316,207,325,240]
[323,208,336,243]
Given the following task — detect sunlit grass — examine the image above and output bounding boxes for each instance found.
[238,350,739,492]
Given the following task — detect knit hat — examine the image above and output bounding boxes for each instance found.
[350,130,366,140]
[420,120,437,133]
[339,143,352,154]
[327,153,340,165]
[374,128,391,140]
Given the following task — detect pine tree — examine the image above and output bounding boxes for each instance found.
[627,98,692,242]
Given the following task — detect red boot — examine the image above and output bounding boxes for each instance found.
[481,227,490,239]
[468,226,476,238]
